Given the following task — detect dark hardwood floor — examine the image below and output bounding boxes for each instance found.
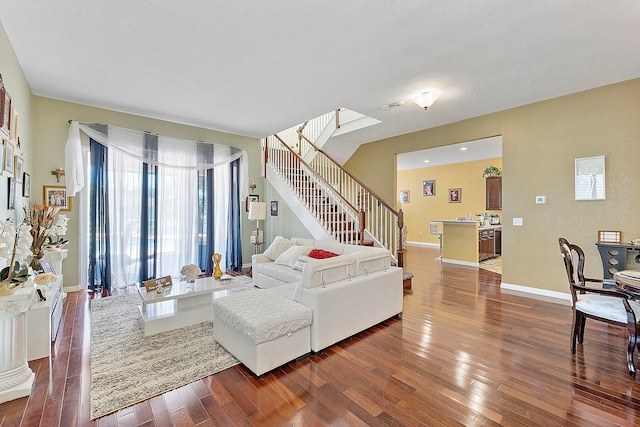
[2,246,640,426]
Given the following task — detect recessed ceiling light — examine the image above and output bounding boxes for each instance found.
[423,160,430,163]
[460,147,468,151]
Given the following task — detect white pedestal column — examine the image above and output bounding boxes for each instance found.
[0,290,36,404]
[42,249,67,296]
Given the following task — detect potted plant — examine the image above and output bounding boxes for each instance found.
[482,166,502,178]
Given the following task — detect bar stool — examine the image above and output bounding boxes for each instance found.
[430,221,443,258]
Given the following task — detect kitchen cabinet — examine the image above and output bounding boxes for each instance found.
[486,176,502,210]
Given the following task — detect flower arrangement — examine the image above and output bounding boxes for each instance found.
[180,264,201,283]
[23,203,68,270]
[0,220,33,293]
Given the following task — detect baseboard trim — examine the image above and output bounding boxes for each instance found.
[64,285,81,293]
[501,282,570,305]
[441,258,479,268]
[406,241,439,248]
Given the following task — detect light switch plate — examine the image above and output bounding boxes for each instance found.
[535,195,546,204]
[513,217,523,226]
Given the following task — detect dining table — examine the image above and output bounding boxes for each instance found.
[614,269,640,296]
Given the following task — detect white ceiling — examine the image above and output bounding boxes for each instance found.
[1,1,639,163]
[397,136,502,171]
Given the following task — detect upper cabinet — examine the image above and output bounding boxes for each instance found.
[486,176,502,210]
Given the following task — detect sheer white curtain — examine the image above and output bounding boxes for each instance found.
[68,122,248,288]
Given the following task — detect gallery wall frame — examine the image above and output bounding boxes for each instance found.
[270,200,278,216]
[0,86,11,135]
[43,185,71,211]
[448,188,461,203]
[575,155,605,201]
[3,139,14,173]
[14,156,23,183]
[7,178,14,209]
[22,172,30,197]
[422,179,435,196]
[399,190,410,204]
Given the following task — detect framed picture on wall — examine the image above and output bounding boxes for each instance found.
[245,194,259,212]
[575,155,605,200]
[43,185,71,211]
[399,190,410,204]
[7,178,15,209]
[0,87,11,135]
[22,172,30,197]
[422,180,435,196]
[270,200,278,216]
[448,188,461,203]
[14,156,23,183]
[3,139,14,173]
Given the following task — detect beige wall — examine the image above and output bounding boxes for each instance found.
[398,157,502,244]
[0,20,34,226]
[32,97,261,287]
[346,79,640,294]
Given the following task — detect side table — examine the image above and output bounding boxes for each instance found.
[596,243,640,285]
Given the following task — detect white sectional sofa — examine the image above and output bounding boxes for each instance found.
[251,236,404,352]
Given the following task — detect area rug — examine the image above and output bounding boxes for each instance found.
[479,256,502,274]
[90,292,243,420]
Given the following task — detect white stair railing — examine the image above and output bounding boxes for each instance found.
[262,134,362,245]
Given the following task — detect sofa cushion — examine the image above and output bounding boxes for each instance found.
[308,249,340,259]
[257,262,302,284]
[275,245,313,267]
[351,248,392,276]
[291,237,315,247]
[212,290,312,344]
[301,255,357,288]
[263,236,295,261]
[313,240,346,255]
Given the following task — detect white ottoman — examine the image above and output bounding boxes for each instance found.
[212,290,313,376]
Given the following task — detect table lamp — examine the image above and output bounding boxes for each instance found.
[248,201,266,245]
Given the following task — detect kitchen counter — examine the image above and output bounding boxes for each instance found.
[435,220,501,266]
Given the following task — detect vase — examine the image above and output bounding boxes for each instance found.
[212,253,223,280]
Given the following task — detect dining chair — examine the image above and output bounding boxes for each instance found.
[558,237,640,375]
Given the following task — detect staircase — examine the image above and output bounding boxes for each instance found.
[262,111,412,290]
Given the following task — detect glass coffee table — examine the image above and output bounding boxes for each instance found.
[137,275,251,336]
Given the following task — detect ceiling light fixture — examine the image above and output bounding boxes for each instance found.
[414,92,438,110]
[460,147,468,151]
[423,160,430,163]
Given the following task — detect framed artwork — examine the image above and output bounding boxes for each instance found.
[43,185,71,210]
[14,156,23,183]
[0,87,10,135]
[9,107,18,141]
[7,178,14,209]
[448,188,461,203]
[3,139,14,173]
[422,180,435,196]
[270,200,278,216]
[399,190,410,204]
[22,172,30,197]
[245,194,259,212]
[575,155,605,200]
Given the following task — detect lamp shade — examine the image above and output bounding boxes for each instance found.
[248,201,267,221]
[414,92,438,110]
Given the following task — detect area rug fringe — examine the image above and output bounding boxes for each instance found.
[90,293,239,420]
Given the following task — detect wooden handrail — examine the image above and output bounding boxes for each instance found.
[296,131,399,215]
[273,134,358,213]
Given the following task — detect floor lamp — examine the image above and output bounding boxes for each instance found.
[248,201,266,254]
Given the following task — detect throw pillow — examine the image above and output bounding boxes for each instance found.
[274,245,312,267]
[292,255,312,271]
[308,249,340,259]
[263,236,295,261]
